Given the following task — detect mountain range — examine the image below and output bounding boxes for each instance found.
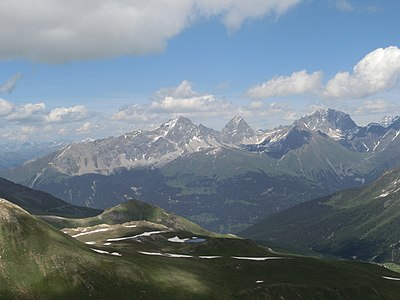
[2,108,400,232]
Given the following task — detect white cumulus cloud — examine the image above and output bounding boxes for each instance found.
[324,46,400,99]
[153,80,197,99]
[113,80,232,122]
[247,46,400,101]
[247,70,323,99]
[6,103,46,122]
[0,98,89,124]
[0,98,15,116]
[45,105,87,123]
[0,0,303,62]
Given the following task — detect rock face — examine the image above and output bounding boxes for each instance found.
[221,116,255,144]
[45,116,226,176]
[295,108,358,138]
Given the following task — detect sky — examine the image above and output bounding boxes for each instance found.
[0,0,399,142]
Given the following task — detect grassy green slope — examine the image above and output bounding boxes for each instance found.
[241,167,400,263]
[3,198,400,299]
[277,134,371,182]
[0,199,155,299]
[39,199,229,238]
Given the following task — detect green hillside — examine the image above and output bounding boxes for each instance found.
[0,199,157,299]
[0,177,101,218]
[39,198,230,238]
[3,198,400,299]
[241,167,400,263]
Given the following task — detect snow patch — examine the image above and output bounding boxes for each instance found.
[91,248,122,257]
[382,276,400,281]
[91,248,108,254]
[107,231,166,242]
[72,228,110,238]
[377,192,389,198]
[392,130,400,141]
[138,251,163,256]
[168,236,189,243]
[165,253,193,258]
[231,256,284,261]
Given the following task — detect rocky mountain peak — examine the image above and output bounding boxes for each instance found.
[157,116,199,140]
[161,116,194,130]
[379,115,400,130]
[222,116,255,144]
[295,108,357,139]
[379,116,398,127]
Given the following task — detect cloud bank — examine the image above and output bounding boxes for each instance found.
[0,98,87,124]
[0,0,302,62]
[112,80,297,129]
[247,70,323,99]
[248,46,400,100]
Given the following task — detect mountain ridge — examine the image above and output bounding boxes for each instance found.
[2,108,400,232]
[0,176,101,218]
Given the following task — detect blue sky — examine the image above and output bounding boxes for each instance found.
[0,0,399,142]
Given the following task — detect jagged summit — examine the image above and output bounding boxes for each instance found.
[161,116,194,129]
[5,109,400,188]
[295,108,357,139]
[379,115,400,127]
[222,116,255,144]
[230,115,245,125]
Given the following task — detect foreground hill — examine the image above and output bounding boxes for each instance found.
[3,109,400,232]
[241,167,400,263]
[0,199,163,299]
[40,199,227,238]
[2,198,400,299]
